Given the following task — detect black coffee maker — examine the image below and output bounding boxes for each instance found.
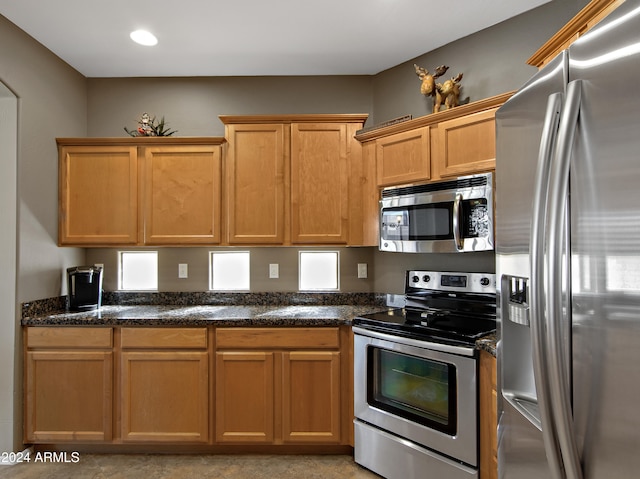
[67,266,103,311]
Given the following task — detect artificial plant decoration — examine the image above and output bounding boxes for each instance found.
[124,112,178,137]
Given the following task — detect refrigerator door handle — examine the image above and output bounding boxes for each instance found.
[546,79,584,479]
[530,91,565,479]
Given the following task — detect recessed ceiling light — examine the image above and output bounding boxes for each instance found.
[130,30,158,46]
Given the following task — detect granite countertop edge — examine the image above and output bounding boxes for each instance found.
[20,304,390,328]
[22,302,498,355]
[475,333,497,357]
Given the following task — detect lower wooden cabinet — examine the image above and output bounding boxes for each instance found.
[120,328,209,443]
[282,350,341,443]
[24,325,352,448]
[479,350,498,479]
[24,327,113,443]
[215,327,344,445]
[120,351,209,443]
[215,351,275,443]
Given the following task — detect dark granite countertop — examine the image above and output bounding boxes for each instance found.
[21,304,391,327]
[20,293,497,353]
[475,333,497,357]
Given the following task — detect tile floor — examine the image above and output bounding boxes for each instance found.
[0,453,381,479]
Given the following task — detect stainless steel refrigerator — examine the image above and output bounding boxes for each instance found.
[496,1,640,478]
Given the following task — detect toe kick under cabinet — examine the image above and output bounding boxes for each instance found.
[24,325,354,449]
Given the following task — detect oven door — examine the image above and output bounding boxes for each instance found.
[353,326,478,467]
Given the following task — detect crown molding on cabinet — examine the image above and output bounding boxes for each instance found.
[219,114,369,125]
[354,92,514,143]
[56,137,226,146]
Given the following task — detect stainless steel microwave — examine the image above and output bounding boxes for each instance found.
[379,172,494,253]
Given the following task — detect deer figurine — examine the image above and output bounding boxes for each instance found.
[414,64,463,114]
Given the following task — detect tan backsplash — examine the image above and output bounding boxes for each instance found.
[85,246,495,295]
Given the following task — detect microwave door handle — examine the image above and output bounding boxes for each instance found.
[453,193,463,251]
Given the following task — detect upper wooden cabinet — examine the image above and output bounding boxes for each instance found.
[143,144,222,245]
[527,0,625,68]
[290,122,349,244]
[58,137,224,247]
[220,114,371,246]
[376,126,430,187]
[355,93,511,188]
[58,144,139,245]
[223,123,286,244]
[435,108,498,178]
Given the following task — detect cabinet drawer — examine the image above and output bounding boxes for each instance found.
[121,327,207,349]
[216,327,340,349]
[26,327,113,349]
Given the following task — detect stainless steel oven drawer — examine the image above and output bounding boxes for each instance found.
[354,420,477,479]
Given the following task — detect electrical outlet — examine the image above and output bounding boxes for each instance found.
[269,263,279,279]
[357,263,368,279]
[178,263,188,279]
[94,263,104,270]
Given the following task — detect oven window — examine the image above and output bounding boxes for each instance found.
[367,346,457,435]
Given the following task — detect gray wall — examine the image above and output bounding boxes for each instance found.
[372,0,590,123]
[87,76,374,137]
[0,15,87,452]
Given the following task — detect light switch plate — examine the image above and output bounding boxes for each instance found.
[178,263,188,278]
[269,263,279,279]
[357,263,368,279]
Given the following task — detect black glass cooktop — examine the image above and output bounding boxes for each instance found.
[352,308,496,346]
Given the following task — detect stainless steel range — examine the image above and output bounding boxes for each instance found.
[352,270,496,479]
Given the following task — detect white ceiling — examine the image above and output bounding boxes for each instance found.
[0,0,550,78]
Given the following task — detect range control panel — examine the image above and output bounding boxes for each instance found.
[407,271,496,294]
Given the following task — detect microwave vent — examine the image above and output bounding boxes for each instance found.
[382,175,488,198]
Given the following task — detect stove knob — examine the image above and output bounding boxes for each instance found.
[412,275,420,283]
[480,277,491,286]
[422,275,431,283]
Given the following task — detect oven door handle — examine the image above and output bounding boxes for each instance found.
[453,193,464,251]
[352,326,476,357]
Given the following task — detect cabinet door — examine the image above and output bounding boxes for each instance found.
[121,351,209,443]
[282,351,341,443]
[376,127,430,186]
[479,351,497,479]
[215,351,274,443]
[143,145,221,244]
[435,108,497,178]
[225,124,287,244]
[290,123,349,244]
[25,350,113,442]
[59,145,138,245]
